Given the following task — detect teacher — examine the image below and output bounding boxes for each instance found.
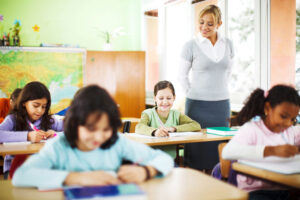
[178,5,234,170]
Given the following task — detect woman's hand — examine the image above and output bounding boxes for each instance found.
[154,128,169,137]
[117,165,147,183]
[27,131,47,142]
[64,171,121,186]
[264,144,299,158]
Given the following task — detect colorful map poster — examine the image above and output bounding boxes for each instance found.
[0,47,86,114]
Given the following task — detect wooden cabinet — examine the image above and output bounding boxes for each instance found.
[85,51,145,118]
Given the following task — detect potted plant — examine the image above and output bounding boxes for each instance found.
[99,27,125,51]
[10,19,21,46]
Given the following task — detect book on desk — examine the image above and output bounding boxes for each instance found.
[206,127,238,136]
[64,183,146,200]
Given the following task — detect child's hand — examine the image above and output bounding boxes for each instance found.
[154,128,169,137]
[117,165,147,183]
[166,127,176,132]
[64,171,121,186]
[264,144,299,158]
[45,130,56,138]
[27,131,47,143]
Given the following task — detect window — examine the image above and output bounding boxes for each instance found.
[296,1,300,90]
[143,0,269,111]
[224,0,257,109]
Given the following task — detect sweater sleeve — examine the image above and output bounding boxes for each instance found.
[178,41,193,95]
[175,113,201,132]
[222,123,266,160]
[50,115,64,132]
[135,113,156,136]
[222,142,265,160]
[12,136,69,189]
[178,58,192,95]
[0,115,28,143]
[119,135,174,176]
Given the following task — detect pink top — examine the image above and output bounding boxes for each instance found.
[230,119,300,191]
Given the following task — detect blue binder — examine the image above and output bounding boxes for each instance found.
[64,184,146,200]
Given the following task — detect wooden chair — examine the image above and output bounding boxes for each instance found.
[0,98,10,123]
[122,121,131,133]
[8,155,29,179]
[218,142,231,180]
[120,118,140,133]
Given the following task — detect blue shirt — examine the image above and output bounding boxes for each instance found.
[12,134,174,188]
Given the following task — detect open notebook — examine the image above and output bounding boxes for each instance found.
[239,154,300,174]
[127,132,203,139]
[2,132,64,145]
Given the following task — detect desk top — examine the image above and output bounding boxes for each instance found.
[0,133,231,156]
[232,162,300,189]
[124,133,231,146]
[0,168,248,200]
[0,143,44,156]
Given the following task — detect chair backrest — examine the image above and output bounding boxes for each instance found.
[122,121,131,133]
[218,142,231,179]
[9,154,29,179]
[0,98,10,123]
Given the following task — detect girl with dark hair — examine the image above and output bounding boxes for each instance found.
[0,81,63,179]
[12,85,173,188]
[223,84,300,199]
[135,80,201,158]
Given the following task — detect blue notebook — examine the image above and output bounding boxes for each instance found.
[64,184,146,200]
[206,127,238,136]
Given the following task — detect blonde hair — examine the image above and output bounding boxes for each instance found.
[199,5,221,24]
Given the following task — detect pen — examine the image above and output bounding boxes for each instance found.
[29,123,57,137]
[281,132,291,145]
[157,118,171,134]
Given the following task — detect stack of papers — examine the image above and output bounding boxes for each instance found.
[128,132,202,139]
[239,155,300,174]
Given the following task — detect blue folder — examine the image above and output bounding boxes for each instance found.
[64,184,146,200]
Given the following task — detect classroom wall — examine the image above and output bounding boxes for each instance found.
[270,0,296,86]
[0,0,141,50]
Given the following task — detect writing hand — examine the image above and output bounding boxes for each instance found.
[264,144,299,158]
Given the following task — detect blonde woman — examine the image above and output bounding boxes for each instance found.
[178,5,234,170]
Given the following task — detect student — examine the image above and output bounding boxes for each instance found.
[135,80,201,158]
[10,88,22,109]
[0,88,22,124]
[0,82,63,179]
[136,80,201,136]
[222,85,300,199]
[12,85,173,188]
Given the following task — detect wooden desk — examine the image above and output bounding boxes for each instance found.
[0,168,248,200]
[232,162,300,189]
[0,133,231,156]
[124,133,232,146]
[0,143,44,156]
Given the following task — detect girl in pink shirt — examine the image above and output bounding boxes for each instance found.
[223,84,300,200]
